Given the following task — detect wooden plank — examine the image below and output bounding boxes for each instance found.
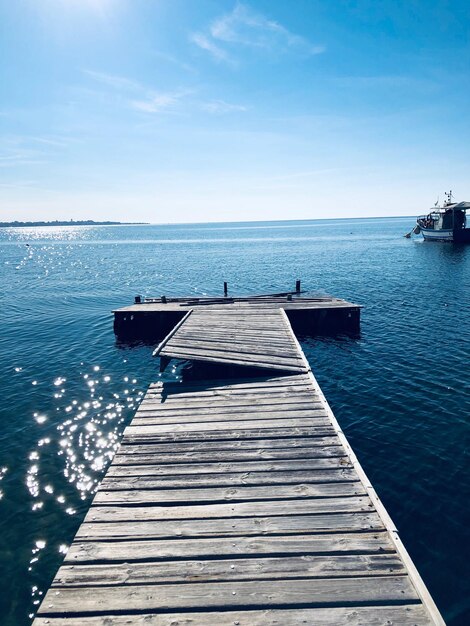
[86,496,374,522]
[146,387,314,400]
[175,324,288,334]
[111,447,346,465]
[139,390,323,411]
[173,332,297,345]
[159,351,305,372]
[117,436,341,454]
[160,348,305,370]
[124,418,333,435]
[53,554,406,586]
[33,604,433,626]
[148,382,312,396]
[149,374,310,390]
[130,411,330,427]
[106,457,351,476]
[77,512,383,540]
[122,426,336,443]
[94,481,365,505]
[99,468,358,490]
[130,411,329,426]
[152,310,192,357]
[165,340,300,358]
[139,397,323,410]
[38,576,418,615]
[66,531,394,564]
[136,400,325,414]
[145,388,316,400]
[162,343,303,361]
[171,324,293,335]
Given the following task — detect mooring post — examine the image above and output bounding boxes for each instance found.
[224,281,228,297]
[134,295,142,304]
[295,279,301,293]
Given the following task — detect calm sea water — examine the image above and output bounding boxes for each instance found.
[0,218,468,625]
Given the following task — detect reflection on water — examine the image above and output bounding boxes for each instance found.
[0,218,469,626]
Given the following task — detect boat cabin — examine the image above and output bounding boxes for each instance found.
[418,206,467,231]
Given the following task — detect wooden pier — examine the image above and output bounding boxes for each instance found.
[113,291,361,340]
[33,293,443,625]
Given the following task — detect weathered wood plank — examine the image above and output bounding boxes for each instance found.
[53,554,406,587]
[160,348,305,369]
[163,357,305,373]
[106,457,351,476]
[130,411,329,427]
[99,468,358,490]
[135,401,325,415]
[140,395,321,409]
[146,389,315,403]
[112,447,346,465]
[39,576,418,615]
[173,332,297,346]
[149,374,310,390]
[77,512,383,540]
[117,437,341,454]
[33,604,433,626]
[161,345,304,364]
[166,340,300,358]
[64,531,395,564]
[122,426,336,443]
[124,418,332,435]
[86,496,374,522]
[147,387,314,401]
[94,481,365,505]
[160,355,305,374]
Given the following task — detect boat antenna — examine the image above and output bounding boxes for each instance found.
[434,195,439,207]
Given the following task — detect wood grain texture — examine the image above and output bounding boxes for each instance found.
[105,457,351,476]
[93,481,365,505]
[85,496,374,522]
[64,532,396,564]
[33,605,432,625]
[53,553,406,587]
[76,512,383,540]
[39,576,419,615]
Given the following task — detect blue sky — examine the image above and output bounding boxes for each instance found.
[1,0,469,223]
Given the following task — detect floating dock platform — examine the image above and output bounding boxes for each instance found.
[113,289,361,340]
[33,290,443,625]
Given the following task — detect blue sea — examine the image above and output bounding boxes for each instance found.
[0,218,469,625]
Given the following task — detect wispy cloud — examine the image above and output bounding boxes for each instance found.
[153,51,198,75]
[0,151,47,168]
[0,137,55,168]
[191,3,324,64]
[131,91,190,114]
[190,33,234,65]
[201,99,248,114]
[82,70,141,91]
[83,69,192,114]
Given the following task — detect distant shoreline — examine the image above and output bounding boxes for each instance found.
[0,220,148,228]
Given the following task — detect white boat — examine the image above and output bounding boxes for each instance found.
[410,191,470,242]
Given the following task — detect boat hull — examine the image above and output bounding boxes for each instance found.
[421,227,453,241]
[420,227,470,242]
